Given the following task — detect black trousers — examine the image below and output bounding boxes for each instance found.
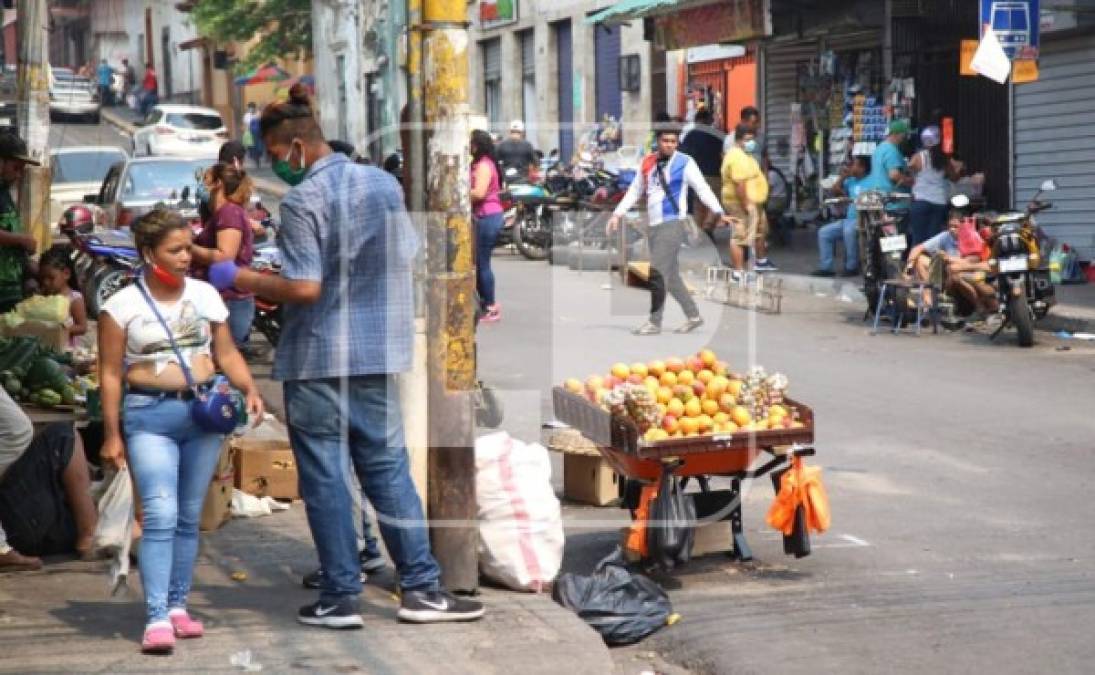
[648,220,698,325]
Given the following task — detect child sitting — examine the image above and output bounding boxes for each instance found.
[37,246,87,347]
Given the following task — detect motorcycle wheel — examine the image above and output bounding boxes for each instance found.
[513,213,549,260]
[474,381,504,429]
[89,268,132,318]
[1009,293,1035,347]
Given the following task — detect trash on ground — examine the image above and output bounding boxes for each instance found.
[230,649,263,671]
[230,489,290,518]
[231,571,248,582]
[552,548,672,646]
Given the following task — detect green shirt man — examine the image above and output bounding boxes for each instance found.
[0,132,40,313]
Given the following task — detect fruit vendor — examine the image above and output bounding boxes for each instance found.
[0,388,98,569]
[0,131,41,314]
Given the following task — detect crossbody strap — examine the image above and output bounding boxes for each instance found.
[134,278,198,392]
[653,159,681,216]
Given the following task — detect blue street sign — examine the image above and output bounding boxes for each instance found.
[981,0,1040,60]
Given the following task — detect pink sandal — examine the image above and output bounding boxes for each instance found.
[141,622,176,654]
[169,609,204,639]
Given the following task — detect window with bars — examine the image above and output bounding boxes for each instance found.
[483,39,502,126]
[519,30,536,126]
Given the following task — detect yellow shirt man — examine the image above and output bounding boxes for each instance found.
[720,146,768,209]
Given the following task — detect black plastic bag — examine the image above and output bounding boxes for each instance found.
[552,550,672,646]
[647,470,696,570]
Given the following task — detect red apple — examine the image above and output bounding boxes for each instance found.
[692,380,706,398]
[686,356,705,373]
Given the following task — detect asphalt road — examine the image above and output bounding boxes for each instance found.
[48,114,132,153]
[479,254,1095,674]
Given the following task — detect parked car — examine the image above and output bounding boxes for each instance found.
[49,146,129,227]
[49,70,100,122]
[131,104,228,159]
[85,156,210,228]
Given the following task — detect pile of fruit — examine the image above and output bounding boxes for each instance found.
[0,336,79,408]
[562,349,806,443]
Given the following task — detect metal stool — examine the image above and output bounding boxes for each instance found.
[871,278,940,336]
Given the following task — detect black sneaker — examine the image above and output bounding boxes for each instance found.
[397,589,485,623]
[359,550,387,574]
[302,568,369,590]
[810,269,835,278]
[297,598,364,629]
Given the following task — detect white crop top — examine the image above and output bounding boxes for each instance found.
[102,279,229,375]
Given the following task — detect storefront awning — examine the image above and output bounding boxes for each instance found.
[588,0,769,51]
[586,0,687,26]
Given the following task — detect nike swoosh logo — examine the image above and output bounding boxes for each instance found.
[314,605,339,617]
[418,599,449,611]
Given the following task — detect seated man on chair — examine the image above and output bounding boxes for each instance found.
[813,155,869,277]
[905,212,996,316]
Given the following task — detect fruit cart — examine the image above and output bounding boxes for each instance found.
[553,386,816,562]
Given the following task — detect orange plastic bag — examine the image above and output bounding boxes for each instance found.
[766,456,831,535]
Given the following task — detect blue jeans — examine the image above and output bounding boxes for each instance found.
[908,200,949,247]
[284,375,440,604]
[225,296,256,348]
[124,394,225,624]
[475,212,504,307]
[817,218,859,272]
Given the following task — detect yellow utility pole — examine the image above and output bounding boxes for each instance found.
[16,0,51,252]
[411,0,478,591]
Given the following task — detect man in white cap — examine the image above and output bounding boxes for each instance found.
[495,120,536,179]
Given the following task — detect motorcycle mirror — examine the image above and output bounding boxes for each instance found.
[950,194,971,209]
[1041,179,1058,192]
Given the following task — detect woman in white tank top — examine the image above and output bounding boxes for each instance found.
[907,126,961,246]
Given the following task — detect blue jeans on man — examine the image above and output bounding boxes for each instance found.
[284,374,440,605]
[818,217,859,273]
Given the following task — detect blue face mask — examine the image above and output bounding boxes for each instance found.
[744,139,758,154]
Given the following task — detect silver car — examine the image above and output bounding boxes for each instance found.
[49,146,128,226]
[50,71,100,123]
[86,156,210,229]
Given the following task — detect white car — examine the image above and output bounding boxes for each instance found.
[49,146,129,227]
[131,104,228,159]
[49,71,100,122]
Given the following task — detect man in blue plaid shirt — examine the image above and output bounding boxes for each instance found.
[210,94,484,628]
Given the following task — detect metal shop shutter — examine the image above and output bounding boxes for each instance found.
[556,20,574,161]
[594,24,623,124]
[761,39,818,179]
[1013,34,1095,260]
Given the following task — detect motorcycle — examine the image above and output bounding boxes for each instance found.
[500,167,554,260]
[963,179,1058,347]
[64,226,140,318]
[853,189,913,317]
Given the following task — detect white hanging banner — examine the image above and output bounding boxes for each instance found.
[971,27,1012,84]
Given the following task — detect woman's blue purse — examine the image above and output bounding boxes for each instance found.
[136,280,241,434]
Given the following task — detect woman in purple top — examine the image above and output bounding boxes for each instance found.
[190,162,256,347]
[470,130,505,323]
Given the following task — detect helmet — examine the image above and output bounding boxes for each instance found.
[920,125,941,149]
[509,120,525,134]
[61,204,94,234]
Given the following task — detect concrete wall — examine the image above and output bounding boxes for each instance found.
[468,0,653,154]
[311,0,368,149]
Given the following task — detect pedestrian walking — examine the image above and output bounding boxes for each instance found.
[97,208,263,654]
[96,60,114,107]
[494,120,536,177]
[907,125,961,246]
[724,107,777,271]
[677,107,725,239]
[188,163,257,349]
[0,132,40,314]
[607,121,729,336]
[122,58,137,103]
[470,129,505,322]
[205,88,485,627]
[242,102,263,168]
[140,63,158,117]
[722,125,770,278]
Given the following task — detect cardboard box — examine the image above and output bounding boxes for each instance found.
[563,453,619,506]
[200,440,235,532]
[233,439,298,500]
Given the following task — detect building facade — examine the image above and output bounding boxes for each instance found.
[467,0,654,161]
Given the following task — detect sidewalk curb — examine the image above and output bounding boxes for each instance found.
[101,108,288,199]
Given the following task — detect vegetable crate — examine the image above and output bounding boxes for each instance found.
[552,387,816,563]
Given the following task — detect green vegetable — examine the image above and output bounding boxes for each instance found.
[33,388,61,407]
[61,384,77,405]
[25,356,69,393]
[7,339,43,379]
[3,376,19,396]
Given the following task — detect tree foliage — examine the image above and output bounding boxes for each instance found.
[190,0,313,72]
